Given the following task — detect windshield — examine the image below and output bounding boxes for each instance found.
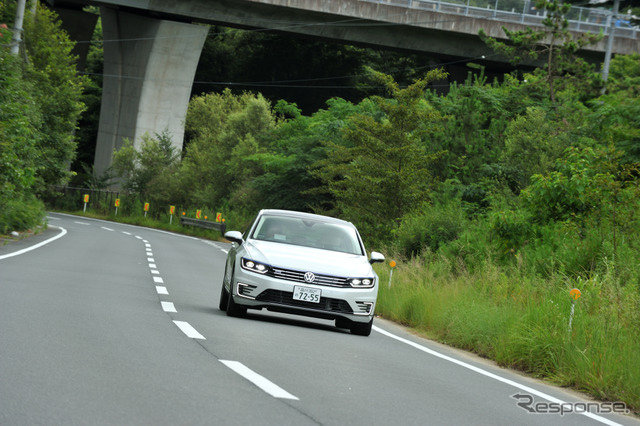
[252,215,363,255]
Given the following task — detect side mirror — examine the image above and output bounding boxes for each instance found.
[224,231,244,245]
[369,251,385,264]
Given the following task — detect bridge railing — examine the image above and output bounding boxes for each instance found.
[362,0,638,39]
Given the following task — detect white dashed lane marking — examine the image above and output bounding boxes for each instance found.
[161,301,177,313]
[220,360,298,400]
[173,321,205,340]
[83,226,209,344]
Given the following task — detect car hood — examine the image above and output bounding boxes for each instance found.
[243,240,376,278]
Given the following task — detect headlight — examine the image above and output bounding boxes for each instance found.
[241,258,270,274]
[349,278,374,288]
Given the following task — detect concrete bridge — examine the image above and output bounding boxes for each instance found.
[48,0,639,177]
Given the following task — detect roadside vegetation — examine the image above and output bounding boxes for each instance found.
[2,0,639,413]
[0,2,86,235]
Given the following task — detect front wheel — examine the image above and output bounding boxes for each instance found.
[350,318,373,336]
[219,283,229,311]
[226,275,246,318]
[219,265,230,311]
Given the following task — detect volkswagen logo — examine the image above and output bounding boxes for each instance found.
[304,272,316,283]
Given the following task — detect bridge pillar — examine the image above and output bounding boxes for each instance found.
[94,8,208,178]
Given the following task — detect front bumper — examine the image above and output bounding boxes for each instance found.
[231,267,377,323]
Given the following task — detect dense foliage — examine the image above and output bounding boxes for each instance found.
[109,51,640,283]
[1,1,86,233]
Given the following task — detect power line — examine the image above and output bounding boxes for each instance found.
[80,53,499,90]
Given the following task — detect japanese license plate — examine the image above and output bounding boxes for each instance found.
[293,286,321,303]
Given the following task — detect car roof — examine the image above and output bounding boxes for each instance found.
[258,209,354,227]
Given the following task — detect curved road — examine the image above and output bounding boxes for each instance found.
[1,213,637,425]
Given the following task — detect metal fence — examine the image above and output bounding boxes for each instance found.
[46,186,124,213]
[362,0,638,39]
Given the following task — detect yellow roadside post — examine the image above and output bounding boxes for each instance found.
[568,288,581,334]
[388,260,397,288]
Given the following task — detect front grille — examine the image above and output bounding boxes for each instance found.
[256,289,354,314]
[269,267,350,287]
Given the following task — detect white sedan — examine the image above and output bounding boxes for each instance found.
[219,209,385,336]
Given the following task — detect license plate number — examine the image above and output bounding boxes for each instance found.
[293,286,321,303]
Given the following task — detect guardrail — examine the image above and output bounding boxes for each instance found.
[180,216,227,235]
[362,0,638,39]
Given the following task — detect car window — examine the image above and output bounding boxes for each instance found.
[252,215,363,255]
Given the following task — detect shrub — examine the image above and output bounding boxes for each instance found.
[394,201,465,258]
[0,195,45,234]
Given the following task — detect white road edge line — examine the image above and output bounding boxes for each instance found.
[372,325,621,426]
[173,321,205,340]
[101,227,114,232]
[0,226,67,260]
[219,360,299,400]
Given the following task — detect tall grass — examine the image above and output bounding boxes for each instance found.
[375,255,640,413]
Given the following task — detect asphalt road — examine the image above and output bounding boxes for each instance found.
[1,213,638,425]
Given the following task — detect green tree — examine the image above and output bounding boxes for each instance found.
[22,5,88,192]
[586,55,640,164]
[73,8,103,186]
[427,71,512,185]
[479,0,601,105]
[247,98,361,212]
[179,89,276,209]
[500,106,572,190]
[0,32,45,232]
[112,131,180,208]
[311,68,447,243]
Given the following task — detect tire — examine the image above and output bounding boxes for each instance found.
[219,264,230,311]
[226,273,246,318]
[350,318,373,336]
[219,282,229,311]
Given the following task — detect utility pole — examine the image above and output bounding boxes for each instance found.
[601,0,620,93]
[10,0,27,55]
